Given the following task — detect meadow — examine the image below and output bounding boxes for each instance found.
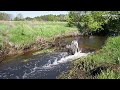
[0,21,78,56]
[0,21,77,45]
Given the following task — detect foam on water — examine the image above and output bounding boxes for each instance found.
[0,51,91,79]
[42,51,89,69]
[22,51,91,78]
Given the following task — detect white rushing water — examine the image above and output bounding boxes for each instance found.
[21,51,92,78]
[42,51,89,69]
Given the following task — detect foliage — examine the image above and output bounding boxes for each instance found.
[34,14,67,21]
[0,27,11,49]
[98,69,120,79]
[14,13,24,21]
[0,12,67,21]
[0,21,77,46]
[25,17,34,21]
[0,12,13,21]
[68,11,120,35]
[103,17,120,35]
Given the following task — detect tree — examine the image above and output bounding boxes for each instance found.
[67,11,120,35]
[67,11,83,27]
[9,14,15,20]
[0,12,13,21]
[25,17,33,21]
[14,13,24,21]
[33,14,67,21]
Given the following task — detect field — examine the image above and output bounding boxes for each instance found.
[0,21,78,56]
[0,21,77,46]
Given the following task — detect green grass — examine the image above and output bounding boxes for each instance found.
[98,69,120,79]
[0,21,77,46]
[59,36,120,79]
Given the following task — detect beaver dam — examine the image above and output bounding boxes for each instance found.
[0,36,107,79]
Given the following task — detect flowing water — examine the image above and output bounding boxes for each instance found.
[0,36,107,79]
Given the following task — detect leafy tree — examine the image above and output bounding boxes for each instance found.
[25,17,33,21]
[34,14,67,21]
[14,13,24,21]
[68,11,120,35]
[0,12,13,21]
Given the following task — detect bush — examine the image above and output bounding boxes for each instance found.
[67,11,120,36]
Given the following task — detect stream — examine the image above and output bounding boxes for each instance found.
[0,36,107,79]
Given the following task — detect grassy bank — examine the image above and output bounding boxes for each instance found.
[0,21,78,57]
[59,36,120,79]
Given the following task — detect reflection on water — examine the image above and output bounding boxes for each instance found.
[0,36,107,79]
[55,36,107,50]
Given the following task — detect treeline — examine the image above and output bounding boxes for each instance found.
[0,12,67,21]
[67,11,120,36]
[0,12,13,21]
[33,14,67,21]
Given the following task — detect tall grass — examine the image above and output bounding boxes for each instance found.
[0,21,77,46]
[98,69,120,79]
